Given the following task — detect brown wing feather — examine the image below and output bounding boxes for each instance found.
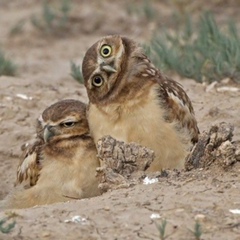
[157,74,199,143]
[138,55,199,143]
[16,138,43,186]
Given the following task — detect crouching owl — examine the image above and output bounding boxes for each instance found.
[6,99,100,209]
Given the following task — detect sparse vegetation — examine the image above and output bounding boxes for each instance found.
[146,12,240,83]
[30,0,71,36]
[192,221,203,240]
[9,0,72,37]
[126,0,157,21]
[9,19,26,36]
[155,218,168,240]
[70,62,84,84]
[0,217,16,234]
[0,51,17,76]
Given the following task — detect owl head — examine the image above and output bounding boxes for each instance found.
[82,35,144,105]
[37,99,89,143]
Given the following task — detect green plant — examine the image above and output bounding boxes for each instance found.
[0,51,17,76]
[0,217,16,234]
[192,221,202,240]
[31,0,71,35]
[126,0,157,21]
[155,218,168,240]
[146,12,240,83]
[142,0,157,21]
[70,61,84,84]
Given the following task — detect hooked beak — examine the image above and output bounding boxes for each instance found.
[43,125,55,143]
[101,64,117,73]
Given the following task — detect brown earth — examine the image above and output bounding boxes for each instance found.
[0,1,240,239]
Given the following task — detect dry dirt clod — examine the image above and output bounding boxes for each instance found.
[96,135,155,193]
[185,122,239,170]
[216,140,236,167]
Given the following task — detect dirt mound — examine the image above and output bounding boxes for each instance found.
[186,122,240,170]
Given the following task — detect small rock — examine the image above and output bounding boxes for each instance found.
[220,78,231,84]
[150,213,161,219]
[142,201,151,206]
[229,209,240,214]
[208,107,219,117]
[42,232,51,237]
[104,206,110,211]
[217,86,239,92]
[205,81,217,92]
[194,214,206,222]
[175,208,185,214]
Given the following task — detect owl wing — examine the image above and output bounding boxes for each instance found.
[16,138,43,186]
[157,74,199,143]
[135,54,199,143]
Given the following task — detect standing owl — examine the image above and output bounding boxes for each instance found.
[82,35,199,171]
[6,99,100,209]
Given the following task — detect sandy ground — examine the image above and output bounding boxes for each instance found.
[0,1,240,239]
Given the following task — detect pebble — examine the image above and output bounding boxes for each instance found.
[104,206,110,211]
[175,208,185,214]
[42,231,51,237]
[194,214,206,222]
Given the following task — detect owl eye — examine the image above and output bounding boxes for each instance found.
[100,45,112,58]
[92,75,104,87]
[62,121,75,128]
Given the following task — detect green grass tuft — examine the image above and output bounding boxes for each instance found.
[126,0,157,21]
[0,217,16,234]
[193,221,203,240]
[0,52,17,76]
[9,19,26,36]
[70,61,84,84]
[30,0,72,36]
[146,12,240,83]
[155,218,168,240]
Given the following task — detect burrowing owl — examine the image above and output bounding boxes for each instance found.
[16,120,44,186]
[82,35,199,171]
[6,99,100,209]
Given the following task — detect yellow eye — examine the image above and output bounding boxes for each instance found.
[92,75,104,87]
[100,45,112,58]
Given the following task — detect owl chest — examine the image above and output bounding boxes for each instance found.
[88,99,166,145]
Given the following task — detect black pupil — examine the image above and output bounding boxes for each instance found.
[94,77,102,84]
[64,122,74,127]
[103,48,109,55]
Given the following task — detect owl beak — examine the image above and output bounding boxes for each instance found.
[43,125,55,143]
[101,64,117,73]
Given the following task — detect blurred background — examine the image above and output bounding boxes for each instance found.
[1,0,240,85]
